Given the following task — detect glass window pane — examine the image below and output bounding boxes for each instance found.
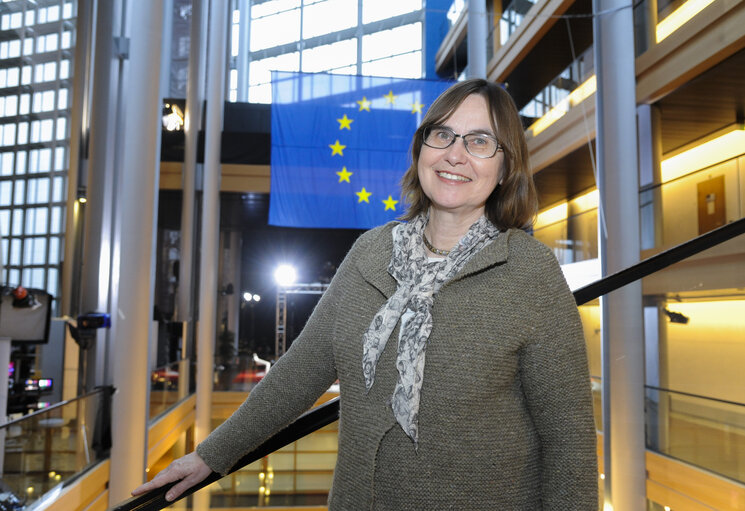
[8,40,20,58]
[23,38,33,56]
[0,69,6,88]
[60,60,69,79]
[53,176,64,202]
[252,0,300,18]
[4,95,17,116]
[40,119,53,142]
[302,39,357,73]
[302,0,357,39]
[248,83,272,104]
[361,50,422,79]
[11,209,22,235]
[10,238,20,265]
[19,93,29,114]
[10,12,21,29]
[0,181,9,205]
[13,180,24,205]
[54,147,65,171]
[46,33,58,52]
[7,67,19,87]
[0,42,7,60]
[1,15,8,31]
[1,153,12,176]
[21,65,31,85]
[362,23,421,63]
[58,88,68,109]
[47,267,58,296]
[42,90,54,111]
[50,206,62,234]
[8,269,19,286]
[250,10,300,51]
[39,149,51,172]
[3,123,15,146]
[362,0,422,23]
[16,151,26,174]
[30,268,44,289]
[25,10,34,26]
[249,52,299,86]
[56,117,66,140]
[48,5,60,22]
[0,209,8,236]
[64,3,74,19]
[17,122,27,145]
[27,178,50,203]
[62,31,71,49]
[44,62,56,81]
[24,237,47,264]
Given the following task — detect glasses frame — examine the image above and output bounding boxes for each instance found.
[421,125,503,159]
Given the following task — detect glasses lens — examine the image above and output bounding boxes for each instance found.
[463,134,498,158]
[423,127,454,149]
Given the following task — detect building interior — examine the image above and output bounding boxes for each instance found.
[0,0,743,510]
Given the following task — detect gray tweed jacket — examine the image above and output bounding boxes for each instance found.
[197,223,598,510]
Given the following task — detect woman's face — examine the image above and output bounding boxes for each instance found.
[417,94,504,221]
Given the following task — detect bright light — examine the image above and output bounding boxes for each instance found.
[162,104,184,131]
[661,125,745,183]
[243,292,262,302]
[656,0,717,43]
[535,201,568,230]
[274,264,297,286]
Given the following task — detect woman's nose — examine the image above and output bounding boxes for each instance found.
[444,137,468,165]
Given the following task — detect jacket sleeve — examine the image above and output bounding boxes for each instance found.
[519,243,598,509]
[196,232,370,475]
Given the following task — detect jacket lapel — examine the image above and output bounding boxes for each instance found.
[451,228,512,282]
[355,223,398,298]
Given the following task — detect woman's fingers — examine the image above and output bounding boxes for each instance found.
[131,452,212,499]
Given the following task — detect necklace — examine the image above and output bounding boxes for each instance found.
[422,233,450,256]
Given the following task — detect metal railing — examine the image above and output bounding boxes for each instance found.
[112,216,745,510]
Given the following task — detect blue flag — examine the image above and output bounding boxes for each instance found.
[269,72,454,229]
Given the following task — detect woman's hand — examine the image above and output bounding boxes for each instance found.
[131,451,213,501]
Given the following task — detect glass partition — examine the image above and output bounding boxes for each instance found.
[0,387,112,508]
[150,358,193,421]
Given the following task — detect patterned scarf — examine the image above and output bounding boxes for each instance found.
[361,213,499,445]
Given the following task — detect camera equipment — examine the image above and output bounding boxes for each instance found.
[68,312,112,350]
[0,285,52,343]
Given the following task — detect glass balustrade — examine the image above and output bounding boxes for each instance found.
[150,359,194,421]
[0,387,112,509]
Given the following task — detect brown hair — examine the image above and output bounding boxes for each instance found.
[400,79,537,230]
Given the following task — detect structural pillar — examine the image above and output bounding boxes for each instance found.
[593,0,646,509]
[195,0,228,446]
[108,0,166,504]
[467,0,488,79]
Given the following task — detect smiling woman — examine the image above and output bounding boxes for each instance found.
[134,79,597,510]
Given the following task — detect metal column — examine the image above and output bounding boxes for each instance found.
[108,0,166,503]
[593,0,646,509]
[467,0,488,79]
[195,0,229,446]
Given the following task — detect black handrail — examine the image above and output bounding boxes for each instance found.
[110,217,745,511]
[573,217,745,305]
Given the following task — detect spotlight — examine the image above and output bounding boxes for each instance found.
[253,294,261,302]
[274,265,297,287]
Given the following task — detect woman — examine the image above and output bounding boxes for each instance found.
[133,79,598,509]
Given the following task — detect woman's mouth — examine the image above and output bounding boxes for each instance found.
[435,170,471,183]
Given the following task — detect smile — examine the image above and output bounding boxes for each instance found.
[435,171,472,182]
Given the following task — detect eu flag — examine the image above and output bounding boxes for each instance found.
[269,72,454,229]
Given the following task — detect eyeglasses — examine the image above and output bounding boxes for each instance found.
[422,126,502,159]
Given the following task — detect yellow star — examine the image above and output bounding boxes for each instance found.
[384,90,397,104]
[411,101,424,114]
[337,114,353,130]
[329,139,346,156]
[336,166,353,183]
[356,187,372,203]
[382,195,399,211]
[357,96,371,112]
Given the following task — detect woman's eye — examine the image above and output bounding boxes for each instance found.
[435,130,451,140]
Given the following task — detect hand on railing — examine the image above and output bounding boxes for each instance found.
[131,451,212,502]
